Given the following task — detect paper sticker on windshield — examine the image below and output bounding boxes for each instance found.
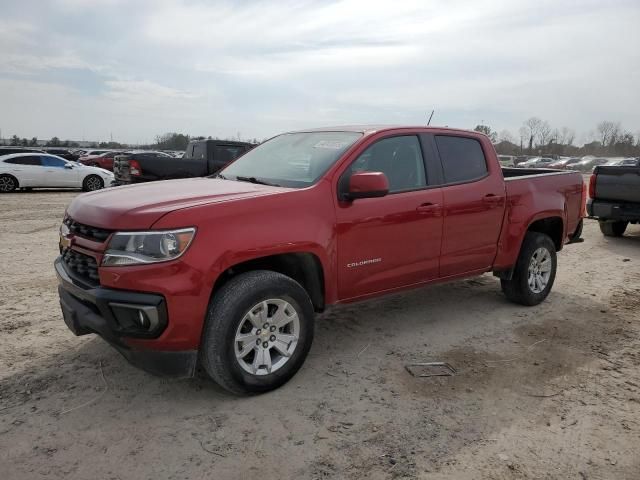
[313,140,348,149]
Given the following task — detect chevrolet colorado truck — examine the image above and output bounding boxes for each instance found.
[587,164,640,236]
[55,126,585,394]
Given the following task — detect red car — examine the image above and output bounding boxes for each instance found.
[55,126,585,394]
[79,151,125,171]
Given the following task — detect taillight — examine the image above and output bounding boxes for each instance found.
[129,160,142,176]
[588,173,596,199]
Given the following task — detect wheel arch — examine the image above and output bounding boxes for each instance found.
[526,215,564,251]
[211,252,326,312]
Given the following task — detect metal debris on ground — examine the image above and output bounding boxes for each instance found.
[405,362,457,377]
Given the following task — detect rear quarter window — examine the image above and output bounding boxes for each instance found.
[435,135,488,184]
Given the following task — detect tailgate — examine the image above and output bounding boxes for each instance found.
[594,166,640,204]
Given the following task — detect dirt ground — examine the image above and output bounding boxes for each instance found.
[1,190,639,480]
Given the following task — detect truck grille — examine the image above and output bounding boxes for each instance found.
[64,217,112,242]
[62,249,100,285]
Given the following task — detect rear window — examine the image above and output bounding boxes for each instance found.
[192,142,206,159]
[4,156,41,165]
[214,145,246,164]
[435,136,488,184]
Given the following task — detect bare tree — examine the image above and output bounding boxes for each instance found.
[521,117,543,152]
[597,121,620,146]
[537,121,552,146]
[498,129,514,143]
[560,127,575,146]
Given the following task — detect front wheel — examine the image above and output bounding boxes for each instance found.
[200,270,315,395]
[599,220,627,237]
[82,175,104,192]
[501,232,557,306]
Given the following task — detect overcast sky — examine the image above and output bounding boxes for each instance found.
[1,0,639,144]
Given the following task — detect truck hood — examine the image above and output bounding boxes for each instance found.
[66,177,289,229]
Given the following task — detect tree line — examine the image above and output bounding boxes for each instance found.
[476,119,640,157]
[3,123,638,156]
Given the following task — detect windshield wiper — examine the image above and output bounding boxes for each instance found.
[212,173,227,179]
[235,176,280,187]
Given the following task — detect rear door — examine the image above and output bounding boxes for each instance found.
[433,134,506,277]
[2,155,43,186]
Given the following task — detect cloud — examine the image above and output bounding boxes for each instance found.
[0,0,639,143]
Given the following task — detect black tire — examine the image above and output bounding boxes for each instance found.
[501,232,557,306]
[599,220,627,237]
[0,174,18,193]
[570,219,583,241]
[200,270,315,395]
[82,175,104,192]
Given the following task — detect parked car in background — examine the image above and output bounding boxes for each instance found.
[515,157,555,169]
[80,151,126,171]
[548,157,581,169]
[498,155,516,167]
[0,147,44,157]
[113,141,254,185]
[588,164,640,236]
[605,157,639,167]
[44,148,79,162]
[56,125,585,394]
[0,153,114,192]
[573,157,609,172]
[78,150,110,163]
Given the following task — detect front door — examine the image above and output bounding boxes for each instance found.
[40,155,77,187]
[335,135,444,300]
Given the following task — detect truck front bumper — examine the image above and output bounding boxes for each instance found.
[587,199,640,222]
[55,257,197,378]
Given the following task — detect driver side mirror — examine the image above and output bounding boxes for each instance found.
[345,171,389,200]
[65,164,74,169]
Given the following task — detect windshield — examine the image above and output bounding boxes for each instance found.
[219,131,362,188]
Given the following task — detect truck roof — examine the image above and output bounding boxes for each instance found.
[287,125,481,137]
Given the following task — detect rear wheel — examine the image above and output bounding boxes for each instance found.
[501,232,557,306]
[0,175,18,193]
[599,220,627,237]
[82,175,104,192]
[200,270,315,395]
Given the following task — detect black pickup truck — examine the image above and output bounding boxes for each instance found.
[588,164,640,236]
[113,140,254,185]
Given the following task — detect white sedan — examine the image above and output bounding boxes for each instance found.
[0,153,114,193]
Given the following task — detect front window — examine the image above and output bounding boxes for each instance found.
[220,131,362,188]
[41,155,67,168]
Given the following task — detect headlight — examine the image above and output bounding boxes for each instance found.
[102,228,196,266]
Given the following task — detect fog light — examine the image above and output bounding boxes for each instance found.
[109,302,160,334]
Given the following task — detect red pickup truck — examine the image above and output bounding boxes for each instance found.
[55,126,585,394]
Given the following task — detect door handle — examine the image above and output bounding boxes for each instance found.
[482,194,503,205]
[416,203,442,215]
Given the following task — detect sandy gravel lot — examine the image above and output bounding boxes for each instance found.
[1,190,639,479]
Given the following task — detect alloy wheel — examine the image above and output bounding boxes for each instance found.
[527,247,552,293]
[234,299,300,376]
